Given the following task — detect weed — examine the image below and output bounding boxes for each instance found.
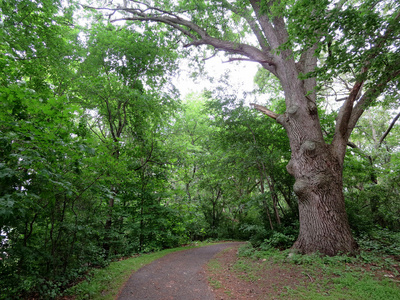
[224,290,232,297]
[208,277,222,289]
[207,259,221,272]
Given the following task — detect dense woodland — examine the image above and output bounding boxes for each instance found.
[1,0,399,298]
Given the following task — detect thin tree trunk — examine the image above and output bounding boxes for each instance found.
[103,197,114,256]
[259,177,274,231]
[265,174,281,225]
[263,200,274,231]
[139,205,144,252]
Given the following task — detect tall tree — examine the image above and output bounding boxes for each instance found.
[92,0,400,255]
[74,21,180,254]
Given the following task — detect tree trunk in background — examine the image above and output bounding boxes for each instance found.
[103,197,114,257]
[258,165,274,230]
[265,175,281,225]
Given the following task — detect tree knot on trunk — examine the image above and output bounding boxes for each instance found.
[293,179,309,198]
[287,105,299,115]
[312,173,335,189]
[301,140,316,153]
[286,158,295,175]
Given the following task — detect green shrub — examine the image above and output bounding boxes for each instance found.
[260,231,296,250]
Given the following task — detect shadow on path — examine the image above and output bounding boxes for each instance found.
[117,242,243,300]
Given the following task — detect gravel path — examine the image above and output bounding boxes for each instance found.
[117,242,243,300]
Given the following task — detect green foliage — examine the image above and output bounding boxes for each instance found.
[356,228,400,256]
[240,223,298,250]
[0,82,96,298]
[344,107,400,233]
[240,224,268,247]
[260,231,297,250]
[0,1,184,298]
[283,0,400,94]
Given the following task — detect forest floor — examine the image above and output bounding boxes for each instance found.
[205,245,303,299]
[205,244,400,299]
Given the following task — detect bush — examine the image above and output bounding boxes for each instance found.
[241,222,299,250]
[238,224,269,247]
[260,231,297,250]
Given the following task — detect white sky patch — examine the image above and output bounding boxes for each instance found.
[172,54,259,101]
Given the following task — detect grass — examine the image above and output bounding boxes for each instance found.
[234,243,400,300]
[279,262,400,299]
[233,259,261,282]
[208,277,222,289]
[64,241,216,300]
[207,254,223,289]
[281,275,400,300]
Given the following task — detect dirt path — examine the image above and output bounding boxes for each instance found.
[117,242,243,300]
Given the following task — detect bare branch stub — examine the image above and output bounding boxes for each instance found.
[250,103,279,120]
[223,57,276,67]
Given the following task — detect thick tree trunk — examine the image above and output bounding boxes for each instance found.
[275,72,358,255]
[252,65,359,255]
[277,100,358,255]
[291,163,358,255]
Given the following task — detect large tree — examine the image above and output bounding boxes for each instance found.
[90,0,400,255]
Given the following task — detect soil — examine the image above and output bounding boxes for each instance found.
[204,246,306,300]
[117,242,244,300]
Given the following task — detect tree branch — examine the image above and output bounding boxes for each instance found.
[379,111,400,146]
[334,79,365,139]
[223,57,275,66]
[220,0,270,52]
[250,103,279,120]
[348,68,400,138]
[249,0,282,49]
[105,2,279,76]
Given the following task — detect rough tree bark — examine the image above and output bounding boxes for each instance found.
[91,0,400,255]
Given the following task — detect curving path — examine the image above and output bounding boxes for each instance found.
[117,242,243,300]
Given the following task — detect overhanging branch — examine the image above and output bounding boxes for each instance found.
[92,2,279,76]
